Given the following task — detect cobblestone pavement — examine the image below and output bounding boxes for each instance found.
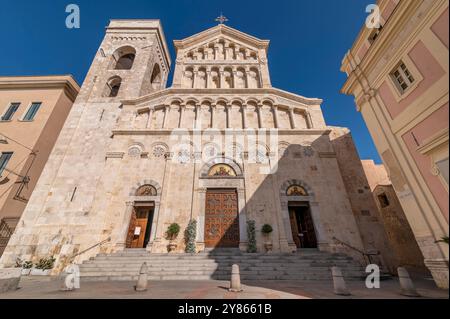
[0,276,448,299]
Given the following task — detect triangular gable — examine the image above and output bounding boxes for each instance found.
[173,24,270,52]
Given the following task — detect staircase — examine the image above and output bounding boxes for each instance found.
[80,248,366,282]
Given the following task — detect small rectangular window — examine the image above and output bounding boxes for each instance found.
[0,152,13,177]
[22,102,42,121]
[1,103,20,121]
[391,62,415,94]
[378,193,390,208]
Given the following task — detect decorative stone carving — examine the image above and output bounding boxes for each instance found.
[136,185,157,196]
[128,146,142,157]
[153,146,166,158]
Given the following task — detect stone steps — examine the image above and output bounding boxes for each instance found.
[80,249,366,282]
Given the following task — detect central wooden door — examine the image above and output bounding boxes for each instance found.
[205,189,240,248]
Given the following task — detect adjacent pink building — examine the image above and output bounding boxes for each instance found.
[0,75,80,256]
[341,0,448,288]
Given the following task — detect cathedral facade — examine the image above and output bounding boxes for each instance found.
[0,20,396,272]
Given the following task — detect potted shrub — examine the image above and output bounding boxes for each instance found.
[184,220,197,254]
[166,223,180,252]
[15,258,33,276]
[30,256,56,276]
[247,220,257,253]
[261,224,274,253]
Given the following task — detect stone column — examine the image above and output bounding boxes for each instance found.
[242,104,247,129]
[162,105,170,129]
[309,201,329,251]
[192,67,198,89]
[226,104,231,129]
[195,104,201,129]
[115,201,134,251]
[238,188,248,252]
[256,104,263,129]
[306,112,313,129]
[178,104,185,128]
[211,104,216,129]
[147,201,161,252]
[273,105,280,129]
[214,43,220,60]
[196,188,207,251]
[289,107,296,129]
[153,153,173,249]
[206,67,212,89]
[280,200,297,252]
[146,108,154,129]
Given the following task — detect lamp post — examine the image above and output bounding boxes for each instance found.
[0,133,38,202]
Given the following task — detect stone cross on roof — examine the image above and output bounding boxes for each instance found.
[215,13,228,25]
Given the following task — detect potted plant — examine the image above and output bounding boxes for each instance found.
[261,224,274,253]
[166,223,180,252]
[30,256,56,276]
[15,258,34,276]
[184,220,197,254]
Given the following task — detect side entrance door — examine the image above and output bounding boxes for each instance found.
[126,206,154,249]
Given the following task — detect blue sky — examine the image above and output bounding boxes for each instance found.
[0,0,381,162]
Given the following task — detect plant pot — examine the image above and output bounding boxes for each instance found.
[264,242,273,253]
[21,268,32,276]
[30,269,51,276]
[168,242,177,253]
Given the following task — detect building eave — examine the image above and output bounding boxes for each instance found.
[0,75,81,102]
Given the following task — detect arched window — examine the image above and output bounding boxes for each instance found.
[150,64,162,90]
[286,185,308,196]
[111,46,136,70]
[136,185,157,196]
[104,76,122,97]
[208,164,237,177]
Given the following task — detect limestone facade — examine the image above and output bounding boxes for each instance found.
[1,21,395,274]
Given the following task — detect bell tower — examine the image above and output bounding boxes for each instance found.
[78,20,171,103]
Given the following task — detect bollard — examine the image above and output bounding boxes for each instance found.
[398,267,420,297]
[61,264,80,291]
[229,264,243,292]
[331,266,351,296]
[135,262,148,292]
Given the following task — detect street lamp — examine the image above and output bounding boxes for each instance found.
[0,133,38,202]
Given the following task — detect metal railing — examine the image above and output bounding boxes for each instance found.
[332,236,380,265]
[67,237,112,263]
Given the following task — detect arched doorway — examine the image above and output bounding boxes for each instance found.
[126,185,157,249]
[204,164,240,248]
[286,185,317,249]
[197,159,246,250]
[280,181,320,250]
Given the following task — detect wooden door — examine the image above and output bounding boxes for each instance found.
[289,203,318,249]
[205,189,240,248]
[126,207,151,249]
[302,206,318,248]
[289,208,301,248]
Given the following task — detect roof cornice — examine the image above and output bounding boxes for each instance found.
[0,75,80,102]
[121,87,322,107]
